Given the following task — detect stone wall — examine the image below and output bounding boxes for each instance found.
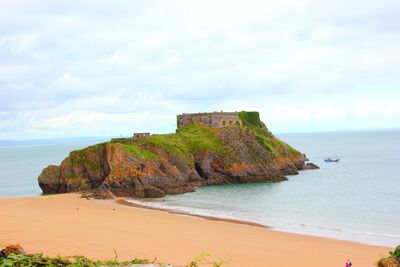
[177,112,242,129]
[133,132,150,139]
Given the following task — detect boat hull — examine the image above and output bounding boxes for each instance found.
[324,158,340,163]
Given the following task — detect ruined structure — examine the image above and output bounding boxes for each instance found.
[111,133,150,142]
[133,132,150,139]
[177,111,243,129]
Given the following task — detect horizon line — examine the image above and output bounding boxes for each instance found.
[0,127,399,143]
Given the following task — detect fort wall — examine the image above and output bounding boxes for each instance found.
[177,112,242,129]
[133,132,150,139]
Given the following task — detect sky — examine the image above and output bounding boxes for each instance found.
[1,0,399,139]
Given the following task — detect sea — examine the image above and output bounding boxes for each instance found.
[0,131,399,247]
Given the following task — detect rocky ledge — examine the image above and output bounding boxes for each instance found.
[38,112,318,198]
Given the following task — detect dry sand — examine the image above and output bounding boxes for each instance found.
[0,193,390,266]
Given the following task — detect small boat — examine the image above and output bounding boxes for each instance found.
[324,157,340,163]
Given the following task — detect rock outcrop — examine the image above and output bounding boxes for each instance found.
[377,257,400,267]
[38,112,318,198]
[0,244,26,257]
[301,162,320,170]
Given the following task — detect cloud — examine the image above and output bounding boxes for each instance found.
[0,0,399,139]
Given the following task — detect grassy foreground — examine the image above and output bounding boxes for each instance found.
[0,253,149,267]
[0,251,226,267]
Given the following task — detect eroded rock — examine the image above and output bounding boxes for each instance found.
[38,124,318,198]
[302,162,320,170]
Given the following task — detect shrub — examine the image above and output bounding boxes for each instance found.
[186,252,227,267]
[0,253,149,266]
[376,245,400,267]
[390,245,400,259]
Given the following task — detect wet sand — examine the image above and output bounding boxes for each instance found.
[0,193,390,266]
[115,198,268,228]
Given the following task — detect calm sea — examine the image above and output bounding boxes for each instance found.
[0,138,108,198]
[1,131,399,246]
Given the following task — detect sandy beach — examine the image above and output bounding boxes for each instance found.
[0,193,390,267]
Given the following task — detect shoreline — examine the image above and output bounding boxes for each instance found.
[115,198,268,229]
[0,193,391,267]
[119,197,397,248]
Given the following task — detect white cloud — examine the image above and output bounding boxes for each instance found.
[0,0,399,139]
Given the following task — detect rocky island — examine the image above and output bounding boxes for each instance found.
[38,111,318,198]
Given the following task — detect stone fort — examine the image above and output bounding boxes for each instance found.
[177,111,243,129]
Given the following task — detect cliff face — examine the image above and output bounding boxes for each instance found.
[38,112,317,198]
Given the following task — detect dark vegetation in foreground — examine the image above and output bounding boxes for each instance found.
[377,245,400,267]
[0,245,226,267]
[0,253,149,267]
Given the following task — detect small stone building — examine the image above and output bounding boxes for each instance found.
[177,111,243,129]
[133,132,150,139]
